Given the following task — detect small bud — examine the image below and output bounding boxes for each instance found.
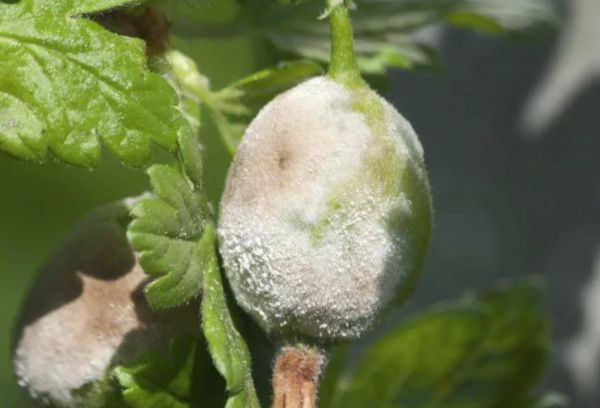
[12,202,196,406]
[218,77,432,342]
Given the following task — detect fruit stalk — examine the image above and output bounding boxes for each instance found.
[326,0,362,87]
[273,346,325,408]
[219,0,432,403]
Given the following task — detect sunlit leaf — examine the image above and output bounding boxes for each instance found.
[0,0,185,167]
[127,165,211,309]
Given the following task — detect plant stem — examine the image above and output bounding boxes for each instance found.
[272,346,325,408]
[326,0,363,88]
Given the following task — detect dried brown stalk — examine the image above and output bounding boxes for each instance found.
[272,346,325,408]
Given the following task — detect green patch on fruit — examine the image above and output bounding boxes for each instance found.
[308,84,432,306]
[307,86,428,248]
[387,164,433,306]
[351,87,405,197]
[350,87,387,136]
[309,197,344,243]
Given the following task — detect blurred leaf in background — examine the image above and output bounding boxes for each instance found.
[523,0,600,134]
[114,336,196,408]
[170,0,559,75]
[0,0,185,168]
[321,280,561,408]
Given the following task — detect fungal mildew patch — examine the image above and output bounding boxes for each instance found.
[219,77,431,342]
[12,206,195,406]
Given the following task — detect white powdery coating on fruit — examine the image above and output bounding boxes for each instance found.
[380,95,424,162]
[13,267,146,405]
[219,77,426,340]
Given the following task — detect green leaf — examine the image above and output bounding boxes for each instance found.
[201,226,261,408]
[442,0,559,33]
[113,336,197,408]
[211,60,323,154]
[260,0,443,74]
[158,49,208,186]
[157,0,242,24]
[0,0,185,167]
[270,0,557,73]
[175,0,557,74]
[220,60,323,109]
[318,345,349,408]
[124,49,211,309]
[0,0,142,17]
[328,280,550,408]
[444,12,505,35]
[159,50,206,137]
[127,164,211,309]
[154,50,321,156]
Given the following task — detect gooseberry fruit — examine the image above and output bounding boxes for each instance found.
[12,202,196,407]
[218,75,432,342]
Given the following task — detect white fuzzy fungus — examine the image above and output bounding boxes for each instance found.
[14,268,147,405]
[219,77,431,341]
[12,206,195,406]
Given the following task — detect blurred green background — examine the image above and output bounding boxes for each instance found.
[3,1,600,407]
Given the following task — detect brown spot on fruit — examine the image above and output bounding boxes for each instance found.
[278,151,290,171]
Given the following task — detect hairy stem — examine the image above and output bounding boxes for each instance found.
[326,0,363,88]
[273,346,325,408]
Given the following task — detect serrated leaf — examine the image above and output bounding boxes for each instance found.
[201,227,261,408]
[127,164,211,309]
[0,0,142,17]
[159,49,209,186]
[328,280,550,408]
[161,51,204,136]
[113,336,196,408]
[211,60,323,153]
[0,0,185,167]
